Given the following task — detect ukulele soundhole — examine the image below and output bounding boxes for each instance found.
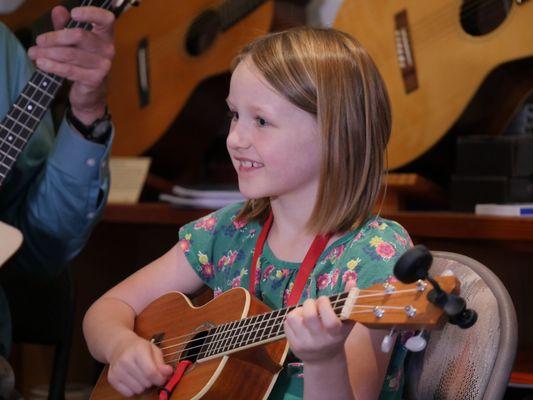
[179,329,211,363]
[460,0,512,36]
[185,10,221,56]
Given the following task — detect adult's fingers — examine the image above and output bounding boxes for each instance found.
[51,5,69,31]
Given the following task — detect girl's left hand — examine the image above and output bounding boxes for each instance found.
[284,280,357,364]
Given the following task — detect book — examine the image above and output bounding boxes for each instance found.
[171,184,243,200]
[159,193,242,209]
[159,184,244,209]
[475,203,533,217]
[108,157,151,204]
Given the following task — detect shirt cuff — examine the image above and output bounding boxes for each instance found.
[48,117,114,182]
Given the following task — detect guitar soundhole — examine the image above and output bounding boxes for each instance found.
[185,10,221,57]
[460,0,512,36]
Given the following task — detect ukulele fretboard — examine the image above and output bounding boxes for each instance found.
[197,292,349,361]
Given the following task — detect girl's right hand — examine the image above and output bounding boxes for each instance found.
[107,334,173,397]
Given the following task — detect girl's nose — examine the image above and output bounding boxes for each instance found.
[227,120,251,150]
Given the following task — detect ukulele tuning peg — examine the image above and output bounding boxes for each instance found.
[381,328,397,353]
[393,245,432,284]
[405,331,427,353]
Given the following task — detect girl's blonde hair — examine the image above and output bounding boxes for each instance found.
[233,27,391,234]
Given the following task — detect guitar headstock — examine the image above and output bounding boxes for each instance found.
[340,275,460,330]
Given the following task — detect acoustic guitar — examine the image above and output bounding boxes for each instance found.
[334,1,533,170]
[106,0,274,156]
[2,0,274,157]
[0,0,134,266]
[91,275,459,399]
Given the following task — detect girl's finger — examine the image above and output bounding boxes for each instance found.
[316,296,342,332]
[301,299,322,334]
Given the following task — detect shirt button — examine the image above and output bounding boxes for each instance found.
[86,158,96,167]
[87,212,96,219]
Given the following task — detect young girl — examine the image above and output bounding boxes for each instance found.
[83,27,412,399]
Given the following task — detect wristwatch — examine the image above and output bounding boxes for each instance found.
[66,106,112,144]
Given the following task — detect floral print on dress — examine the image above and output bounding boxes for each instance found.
[178,202,412,400]
[178,233,192,254]
[217,249,238,272]
[194,214,217,232]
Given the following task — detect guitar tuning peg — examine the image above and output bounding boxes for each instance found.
[381,328,397,353]
[405,330,427,352]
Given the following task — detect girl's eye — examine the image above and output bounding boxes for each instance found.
[256,117,268,127]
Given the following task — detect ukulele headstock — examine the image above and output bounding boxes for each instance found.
[341,275,459,330]
[340,245,477,333]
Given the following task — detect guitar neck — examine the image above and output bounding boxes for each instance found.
[0,71,63,187]
[196,292,350,362]
[219,0,268,31]
[0,0,114,188]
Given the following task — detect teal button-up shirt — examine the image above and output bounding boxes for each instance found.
[0,22,113,355]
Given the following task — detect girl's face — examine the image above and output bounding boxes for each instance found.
[226,59,322,203]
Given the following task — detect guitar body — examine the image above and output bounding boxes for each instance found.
[108,0,274,156]
[334,1,533,169]
[91,289,289,400]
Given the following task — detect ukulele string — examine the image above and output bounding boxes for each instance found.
[152,288,422,362]
[149,286,419,348]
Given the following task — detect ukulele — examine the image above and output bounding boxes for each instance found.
[334,1,533,170]
[0,0,135,266]
[90,271,466,399]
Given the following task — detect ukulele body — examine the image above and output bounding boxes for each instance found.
[91,288,289,400]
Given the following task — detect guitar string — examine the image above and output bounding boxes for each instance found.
[144,287,423,360]
[0,0,114,170]
[161,305,411,366]
[158,299,416,363]
[162,308,382,366]
[148,286,415,348]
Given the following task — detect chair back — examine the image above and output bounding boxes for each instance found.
[405,251,517,400]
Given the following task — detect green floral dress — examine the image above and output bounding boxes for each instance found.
[178,202,413,399]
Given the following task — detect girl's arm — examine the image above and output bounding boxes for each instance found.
[83,243,204,396]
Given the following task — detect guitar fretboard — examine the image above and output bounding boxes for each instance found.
[197,291,349,361]
[0,71,63,186]
[0,0,111,188]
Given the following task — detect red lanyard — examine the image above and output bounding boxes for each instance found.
[248,211,332,307]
